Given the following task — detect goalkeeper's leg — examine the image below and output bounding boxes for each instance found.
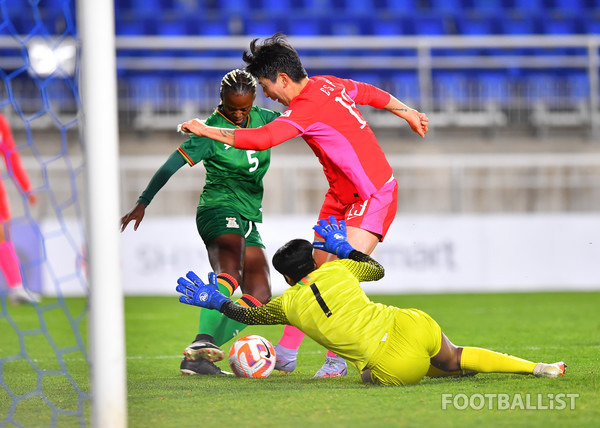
[431,332,566,379]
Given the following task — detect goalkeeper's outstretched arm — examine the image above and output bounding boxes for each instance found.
[342,250,385,282]
[220,298,289,326]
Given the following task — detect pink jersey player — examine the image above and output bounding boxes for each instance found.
[180,33,429,378]
[0,113,37,304]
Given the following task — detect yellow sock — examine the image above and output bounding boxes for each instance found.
[460,347,536,374]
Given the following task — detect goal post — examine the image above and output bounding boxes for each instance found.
[77,0,127,426]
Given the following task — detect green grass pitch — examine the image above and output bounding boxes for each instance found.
[1,291,599,427]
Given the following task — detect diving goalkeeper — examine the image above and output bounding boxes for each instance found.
[176,217,566,385]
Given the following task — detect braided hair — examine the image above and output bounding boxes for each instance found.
[220,69,257,100]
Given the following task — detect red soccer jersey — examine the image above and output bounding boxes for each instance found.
[0,114,32,221]
[235,75,393,205]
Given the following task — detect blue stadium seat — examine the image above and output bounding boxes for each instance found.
[498,16,539,35]
[336,0,377,13]
[432,71,471,105]
[510,0,546,14]
[349,72,382,87]
[255,0,293,14]
[541,16,583,35]
[456,16,498,35]
[372,17,414,35]
[550,0,586,13]
[116,19,153,36]
[427,0,463,14]
[172,75,210,105]
[412,15,448,35]
[564,72,590,103]
[218,0,252,13]
[390,71,420,102]
[384,0,418,12]
[287,18,323,36]
[245,18,283,36]
[477,72,512,105]
[194,18,233,36]
[521,72,560,103]
[157,18,191,36]
[127,75,165,108]
[465,0,505,15]
[583,15,600,34]
[328,17,363,35]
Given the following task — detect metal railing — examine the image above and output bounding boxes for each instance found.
[1,35,599,135]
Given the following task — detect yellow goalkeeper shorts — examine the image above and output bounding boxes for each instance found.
[369,308,442,386]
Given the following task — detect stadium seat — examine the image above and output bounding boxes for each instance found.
[583,15,600,34]
[328,17,362,36]
[465,0,505,15]
[245,18,283,36]
[218,0,252,13]
[509,0,546,14]
[383,0,418,13]
[412,15,448,35]
[336,0,376,14]
[541,16,583,35]
[157,18,191,36]
[287,18,323,36]
[498,16,538,35]
[477,72,512,106]
[194,18,234,36]
[456,16,498,35]
[521,72,560,104]
[349,72,382,87]
[550,0,585,13]
[564,72,590,103]
[372,17,414,35]
[116,19,153,36]
[427,0,463,14]
[432,71,471,105]
[127,75,166,108]
[389,71,420,103]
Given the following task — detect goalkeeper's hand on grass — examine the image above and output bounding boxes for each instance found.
[312,216,355,259]
[176,271,231,310]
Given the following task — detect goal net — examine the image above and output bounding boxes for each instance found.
[1,1,124,426]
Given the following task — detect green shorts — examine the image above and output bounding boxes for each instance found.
[196,206,265,248]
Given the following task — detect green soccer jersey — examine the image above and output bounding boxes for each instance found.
[178,106,280,222]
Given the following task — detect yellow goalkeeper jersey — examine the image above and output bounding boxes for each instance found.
[221,251,399,372]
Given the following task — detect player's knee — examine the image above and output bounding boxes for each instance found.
[361,369,373,384]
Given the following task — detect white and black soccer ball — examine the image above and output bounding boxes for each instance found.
[228,335,276,378]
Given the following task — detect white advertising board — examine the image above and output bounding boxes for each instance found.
[38,215,600,296]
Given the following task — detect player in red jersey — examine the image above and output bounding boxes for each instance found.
[0,113,38,305]
[181,33,429,377]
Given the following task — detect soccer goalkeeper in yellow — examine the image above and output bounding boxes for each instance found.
[176,217,566,385]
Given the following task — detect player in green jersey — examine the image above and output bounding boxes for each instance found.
[175,217,566,385]
[121,69,280,375]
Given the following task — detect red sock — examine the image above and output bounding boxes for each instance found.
[277,325,305,350]
[0,241,23,288]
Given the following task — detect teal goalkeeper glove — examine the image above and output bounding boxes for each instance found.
[313,216,355,259]
[176,271,231,310]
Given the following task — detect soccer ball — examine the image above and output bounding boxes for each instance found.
[228,335,276,378]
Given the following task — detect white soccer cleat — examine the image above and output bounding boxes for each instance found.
[274,343,297,373]
[183,341,225,362]
[533,361,566,378]
[314,355,348,378]
[8,285,41,305]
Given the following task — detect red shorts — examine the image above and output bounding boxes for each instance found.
[317,178,398,242]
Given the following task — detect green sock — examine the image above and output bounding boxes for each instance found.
[196,274,238,339]
[211,294,263,346]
